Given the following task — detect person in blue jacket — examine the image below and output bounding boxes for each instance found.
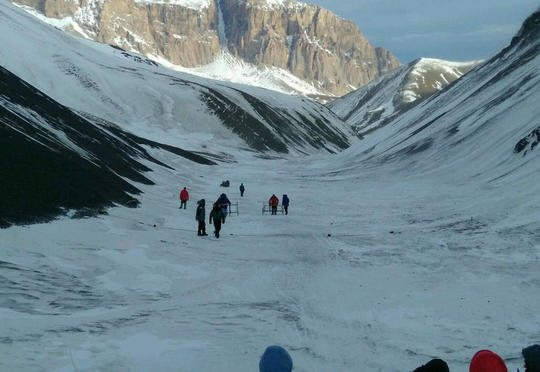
[239,183,245,197]
[216,193,231,221]
[259,345,292,372]
[282,194,290,215]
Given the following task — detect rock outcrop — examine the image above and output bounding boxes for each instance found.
[11,0,400,97]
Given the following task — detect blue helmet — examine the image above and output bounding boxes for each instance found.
[259,346,293,372]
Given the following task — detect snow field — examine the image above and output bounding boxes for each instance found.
[1,149,539,371]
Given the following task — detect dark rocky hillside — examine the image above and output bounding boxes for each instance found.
[0,66,214,228]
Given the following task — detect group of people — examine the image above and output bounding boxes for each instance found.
[180,184,291,238]
[258,344,540,372]
[268,194,290,215]
[180,182,292,238]
[195,193,231,238]
[179,187,232,238]
[414,345,540,372]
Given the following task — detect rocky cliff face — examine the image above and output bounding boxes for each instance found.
[11,0,400,97]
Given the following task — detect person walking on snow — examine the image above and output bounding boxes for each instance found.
[239,183,245,197]
[216,193,231,222]
[179,187,189,209]
[269,194,279,215]
[209,203,225,238]
[282,194,290,215]
[195,199,207,236]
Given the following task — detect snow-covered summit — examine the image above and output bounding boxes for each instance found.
[401,58,480,104]
[328,57,479,135]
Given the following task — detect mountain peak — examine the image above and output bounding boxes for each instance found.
[328,57,479,135]
[510,7,540,46]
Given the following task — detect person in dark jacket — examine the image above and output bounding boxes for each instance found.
[239,183,245,197]
[281,194,290,215]
[269,194,279,215]
[259,345,292,372]
[413,358,449,372]
[522,344,540,372]
[195,199,207,236]
[216,193,231,221]
[209,203,225,238]
[469,349,507,372]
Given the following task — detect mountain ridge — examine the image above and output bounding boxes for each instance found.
[10,0,400,99]
[328,57,480,135]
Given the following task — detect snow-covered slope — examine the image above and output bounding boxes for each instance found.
[151,51,334,102]
[329,58,479,135]
[1,6,540,372]
[0,1,353,156]
[331,9,540,184]
[0,64,217,227]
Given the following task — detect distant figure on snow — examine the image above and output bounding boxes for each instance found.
[282,194,289,215]
[522,344,540,372]
[179,187,189,209]
[209,203,225,238]
[220,180,230,187]
[469,349,507,372]
[413,358,449,372]
[269,194,279,215]
[195,199,207,236]
[239,183,245,197]
[216,193,231,222]
[259,345,292,372]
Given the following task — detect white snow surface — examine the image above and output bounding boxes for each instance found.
[151,51,327,98]
[2,2,540,372]
[2,145,540,371]
[134,0,211,10]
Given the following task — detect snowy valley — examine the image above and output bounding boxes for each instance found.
[1,1,540,371]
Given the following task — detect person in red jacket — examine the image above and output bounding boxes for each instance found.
[179,187,189,209]
[469,350,507,372]
[269,194,279,215]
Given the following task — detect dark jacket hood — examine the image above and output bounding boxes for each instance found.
[523,344,540,371]
[413,358,449,372]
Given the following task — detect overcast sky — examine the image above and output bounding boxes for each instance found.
[302,0,539,63]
